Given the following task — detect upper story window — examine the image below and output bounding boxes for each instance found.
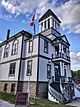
[9,62,16,76]
[12,40,18,55]
[4,44,10,58]
[48,19,50,29]
[27,60,32,76]
[0,47,2,60]
[47,64,51,79]
[28,40,33,53]
[44,40,48,53]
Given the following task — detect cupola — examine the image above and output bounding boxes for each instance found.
[39,9,61,32]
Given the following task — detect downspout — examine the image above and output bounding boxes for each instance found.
[16,34,24,93]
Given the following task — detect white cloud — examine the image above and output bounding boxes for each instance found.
[57,0,80,34]
[70,52,80,71]
[0,0,80,34]
[0,41,2,43]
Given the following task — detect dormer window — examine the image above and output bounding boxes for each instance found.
[4,44,9,58]
[12,40,18,55]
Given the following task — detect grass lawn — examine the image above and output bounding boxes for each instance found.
[0,92,74,107]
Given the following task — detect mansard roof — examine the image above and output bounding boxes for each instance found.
[52,35,70,46]
[39,9,61,23]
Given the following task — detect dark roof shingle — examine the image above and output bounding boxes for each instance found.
[39,9,61,23]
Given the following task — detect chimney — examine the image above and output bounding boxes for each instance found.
[6,29,10,40]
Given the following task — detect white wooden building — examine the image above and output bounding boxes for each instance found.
[0,9,80,103]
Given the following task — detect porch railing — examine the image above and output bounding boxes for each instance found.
[48,77,64,103]
[60,78,71,101]
[52,53,70,61]
[72,80,80,91]
[60,76,72,83]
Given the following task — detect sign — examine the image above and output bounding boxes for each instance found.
[15,92,28,105]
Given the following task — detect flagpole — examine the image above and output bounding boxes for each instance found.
[27,17,35,106]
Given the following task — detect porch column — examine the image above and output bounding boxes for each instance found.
[52,63,55,81]
[68,64,71,77]
[60,62,63,76]
[43,22,45,31]
[63,62,64,76]
[62,45,64,54]
[66,64,71,77]
[67,48,69,56]
[59,43,62,53]
[60,62,64,76]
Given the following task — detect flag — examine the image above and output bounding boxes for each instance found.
[30,14,35,26]
[30,10,36,35]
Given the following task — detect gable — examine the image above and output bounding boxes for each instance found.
[62,35,70,44]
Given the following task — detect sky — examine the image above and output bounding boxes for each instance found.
[0,0,80,71]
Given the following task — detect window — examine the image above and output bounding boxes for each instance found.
[44,40,48,53]
[52,19,54,28]
[47,64,51,79]
[11,84,15,92]
[44,21,46,29]
[0,47,2,60]
[9,63,16,76]
[4,83,8,91]
[27,60,32,76]
[55,22,59,30]
[28,40,33,53]
[48,19,50,29]
[12,40,18,55]
[4,44,9,58]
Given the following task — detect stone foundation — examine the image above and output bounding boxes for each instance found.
[0,81,48,98]
[0,81,37,98]
[37,82,48,98]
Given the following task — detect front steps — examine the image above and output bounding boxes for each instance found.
[48,80,72,104]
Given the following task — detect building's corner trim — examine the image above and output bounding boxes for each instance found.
[36,35,40,97]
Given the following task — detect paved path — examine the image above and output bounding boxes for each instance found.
[66,99,80,107]
[0,99,27,107]
[0,99,15,107]
[0,99,80,107]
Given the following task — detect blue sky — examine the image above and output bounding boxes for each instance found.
[0,0,80,70]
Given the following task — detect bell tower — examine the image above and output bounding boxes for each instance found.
[39,9,61,39]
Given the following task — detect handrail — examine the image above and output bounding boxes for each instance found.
[72,80,80,91]
[48,85,64,103]
[60,78,70,101]
[48,76,54,85]
[62,87,71,100]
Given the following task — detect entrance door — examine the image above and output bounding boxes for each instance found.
[55,64,60,82]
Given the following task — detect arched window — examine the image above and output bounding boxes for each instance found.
[4,44,9,58]
[12,40,18,55]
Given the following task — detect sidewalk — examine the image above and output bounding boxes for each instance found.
[66,98,80,107]
[0,99,15,107]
